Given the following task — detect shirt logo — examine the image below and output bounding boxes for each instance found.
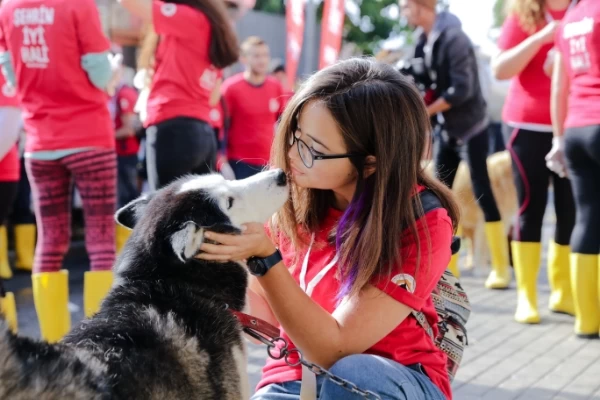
[209,108,221,122]
[391,274,416,294]
[2,82,16,98]
[161,3,177,17]
[199,68,219,90]
[269,98,280,113]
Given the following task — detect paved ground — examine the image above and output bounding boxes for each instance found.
[3,211,600,399]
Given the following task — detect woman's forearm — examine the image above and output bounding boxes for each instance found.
[551,51,569,138]
[257,262,344,368]
[492,34,543,80]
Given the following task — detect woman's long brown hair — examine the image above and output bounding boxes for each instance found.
[506,0,548,33]
[270,58,460,299]
[139,0,238,69]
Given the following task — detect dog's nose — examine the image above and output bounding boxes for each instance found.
[275,170,287,186]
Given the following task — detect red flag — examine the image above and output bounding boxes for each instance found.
[286,0,305,89]
[319,0,345,69]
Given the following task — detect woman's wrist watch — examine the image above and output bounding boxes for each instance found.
[247,249,283,277]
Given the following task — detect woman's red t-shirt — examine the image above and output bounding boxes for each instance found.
[555,0,600,128]
[258,187,454,399]
[0,0,114,152]
[145,1,222,127]
[498,8,569,127]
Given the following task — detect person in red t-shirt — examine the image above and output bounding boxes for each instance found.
[492,0,577,325]
[119,0,239,190]
[222,36,284,179]
[0,0,123,343]
[547,0,600,339]
[197,59,459,400]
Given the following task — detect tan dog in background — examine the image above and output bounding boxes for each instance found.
[425,150,518,271]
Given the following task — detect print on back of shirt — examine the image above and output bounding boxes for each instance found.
[563,17,594,73]
[13,6,54,68]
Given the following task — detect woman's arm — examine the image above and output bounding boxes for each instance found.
[257,263,412,368]
[198,224,412,368]
[492,21,559,80]
[551,50,569,138]
[118,0,152,23]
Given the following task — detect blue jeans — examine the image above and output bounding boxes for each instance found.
[251,354,446,400]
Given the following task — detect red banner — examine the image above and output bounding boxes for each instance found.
[319,0,345,69]
[286,0,305,89]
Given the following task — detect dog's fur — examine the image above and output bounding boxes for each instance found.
[425,150,518,269]
[0,170,289,400]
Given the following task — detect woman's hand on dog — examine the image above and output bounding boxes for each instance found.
[196,223,277,262]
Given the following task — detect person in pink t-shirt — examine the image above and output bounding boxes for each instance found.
[0,0,122,343]
[198,59,459,400]
[492,0,577,326]
[119,0,239,190]
[546,0,600,339]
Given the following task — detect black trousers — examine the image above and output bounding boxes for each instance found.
[146,117,217,191]
[564,124,600,254]
[503,125,574,244]
[434,126,501,222]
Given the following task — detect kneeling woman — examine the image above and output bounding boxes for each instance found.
[198,59,458,400]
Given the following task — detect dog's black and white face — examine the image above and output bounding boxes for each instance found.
[115,169,289,264]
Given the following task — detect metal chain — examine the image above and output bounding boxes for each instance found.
[244,328,382,400]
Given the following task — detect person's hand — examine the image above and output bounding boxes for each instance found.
[106,53,124,96]
[536,21,560,46]
[544,47,556,77]
[217,155,235,180]
[545,136,568,178]
[195,222,277,262]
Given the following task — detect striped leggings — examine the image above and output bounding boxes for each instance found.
[26,149,117,273]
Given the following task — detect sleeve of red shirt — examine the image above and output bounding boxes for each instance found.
[497,14,529,51]
[373,209,453,311]
[152,1,209,39]
[118,87,139,115]
[74,0,111,55]
[0,19,7,53]
[221,79,235,122]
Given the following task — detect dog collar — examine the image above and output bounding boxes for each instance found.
[230,310,280,339]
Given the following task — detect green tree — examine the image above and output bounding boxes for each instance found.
[343,0,401,54]
[253,0,285,15]
[493,0,507,27]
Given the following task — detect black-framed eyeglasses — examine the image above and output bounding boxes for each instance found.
[290,131,364,169]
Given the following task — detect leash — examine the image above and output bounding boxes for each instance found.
[231,310,382,400]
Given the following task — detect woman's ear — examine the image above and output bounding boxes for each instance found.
[363,155,376,178]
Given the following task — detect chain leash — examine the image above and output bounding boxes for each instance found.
[244,328,382,400]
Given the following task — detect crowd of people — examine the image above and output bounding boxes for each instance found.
[0,0,599,398]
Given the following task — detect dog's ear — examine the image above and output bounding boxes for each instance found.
[171,221,206,263]
[206,223,242,235]
[115,194,154,229]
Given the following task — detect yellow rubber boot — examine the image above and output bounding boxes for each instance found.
[14,224,35,272]
[0,290,18,333]
[484,221,511,289]
[116,224,132,255]
[512,241,542,324]
[84,270,113,318]
[570,253,599,339]
[0,226,13,280]
[32,270,71,343]
[547,241,575,316]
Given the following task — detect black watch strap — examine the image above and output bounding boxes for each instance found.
[248,249,283,277]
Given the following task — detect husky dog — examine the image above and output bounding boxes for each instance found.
[0,169,289,400]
